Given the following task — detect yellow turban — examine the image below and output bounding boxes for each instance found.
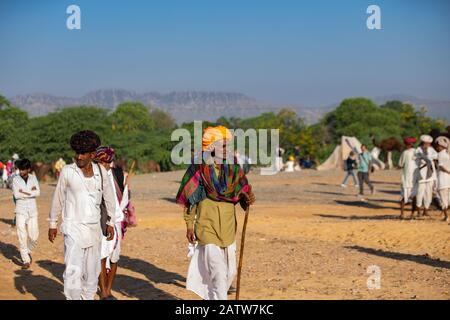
[202,126,232,151]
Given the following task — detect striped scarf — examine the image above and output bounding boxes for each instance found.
[176,160,250,209]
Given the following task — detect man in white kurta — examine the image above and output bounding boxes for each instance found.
[12,159,40,269]
[413,135,438,217]
[48,130,116,300]
[398,137,417,219]
[435,136,450,222]
[96,146,129,300]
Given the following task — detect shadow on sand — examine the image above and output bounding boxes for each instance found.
[334,200,398,210]
[346,245,450,270]
[0,241,22,266]
[14,269,65,300]
[0,218,15,227]
[315,213,399,221]
[38,257,182,300]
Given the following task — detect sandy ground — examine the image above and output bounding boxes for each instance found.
[0,169,449,300]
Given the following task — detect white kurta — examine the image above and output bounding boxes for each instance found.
[437,150,450,209]
[186,242,237,300]
[12,174,40,264]
[398,148,416,203]
[414,147,438,209]
[100,169,128,268]
[49,163,116,300]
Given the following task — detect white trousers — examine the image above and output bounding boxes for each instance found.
[187,242,237,300]
[416,182,434,209]
[63,235,101,300]
[439,188,450,210]
[16,214,39,264]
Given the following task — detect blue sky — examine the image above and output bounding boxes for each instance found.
[0,0,449,106]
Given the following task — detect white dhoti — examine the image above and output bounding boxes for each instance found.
[439,188,450,210]
[100,222,122,269]
[400,187,413,204]
[15,213,39,264]
[416,181,434,209]
[62,223,102,300]
[186,242,237,300]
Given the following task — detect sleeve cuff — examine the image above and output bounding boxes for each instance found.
[49,221,58,229]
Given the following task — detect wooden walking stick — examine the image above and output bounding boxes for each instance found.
[123,159,136,189]
[236,205,250,300]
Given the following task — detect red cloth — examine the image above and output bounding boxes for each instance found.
[404,137,417,145]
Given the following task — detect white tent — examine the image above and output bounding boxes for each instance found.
[317,136,386,171]
[317,136,362,171]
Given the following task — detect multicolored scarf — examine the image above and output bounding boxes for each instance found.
[176,160,250,209]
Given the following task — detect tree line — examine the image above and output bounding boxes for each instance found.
[0,94,446,172]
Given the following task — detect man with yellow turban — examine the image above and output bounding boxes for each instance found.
[176,126,255,300]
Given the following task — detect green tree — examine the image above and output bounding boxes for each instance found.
[110,102,154,133]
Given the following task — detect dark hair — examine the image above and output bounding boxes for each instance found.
[70,130,101,154]
[16,159,31,170]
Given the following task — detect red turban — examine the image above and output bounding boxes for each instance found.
[403,137,417,145]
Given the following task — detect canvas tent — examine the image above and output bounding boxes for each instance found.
[317,136,385,171]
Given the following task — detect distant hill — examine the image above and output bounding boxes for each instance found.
[9,90,449,124]
[9,89,324,124]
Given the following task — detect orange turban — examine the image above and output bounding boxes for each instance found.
[202,126,232,151]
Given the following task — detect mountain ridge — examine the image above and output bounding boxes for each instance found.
[8,89,450,124]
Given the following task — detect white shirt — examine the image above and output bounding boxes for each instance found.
[415,146,437,183]
[12,174,40,216]
[49,163,116,248]
[437,150,450,190]
[398,148,416,189]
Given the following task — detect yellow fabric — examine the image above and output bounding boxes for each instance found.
[202,126,232,151]
[184,198,236,248]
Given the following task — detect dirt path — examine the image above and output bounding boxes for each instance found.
[0,169,449,300]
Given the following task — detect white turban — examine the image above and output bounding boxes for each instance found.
[420,135,433,144]
[436,136,450,154]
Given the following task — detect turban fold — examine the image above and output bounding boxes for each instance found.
[95,146,115,163]
[70,130,101,154]
[403,137,417,145]
[436,136,450,154]
[202,126,232,151]
[420,135,433,144]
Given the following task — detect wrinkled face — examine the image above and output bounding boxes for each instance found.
[74,152,95,168]
[204,139,233,164]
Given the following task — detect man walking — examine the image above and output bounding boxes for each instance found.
[177,126,255,300]
[12,159,40,269]
[413,135,437,218]
[435,136,450,223]
[48,130,116,300]
[399,137,417,219]
[95,146,130,300]
[357,144,375,200]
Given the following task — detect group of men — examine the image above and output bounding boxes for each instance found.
[12,130,132,300]
[10,125,253,301]
[399,134,450,222]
